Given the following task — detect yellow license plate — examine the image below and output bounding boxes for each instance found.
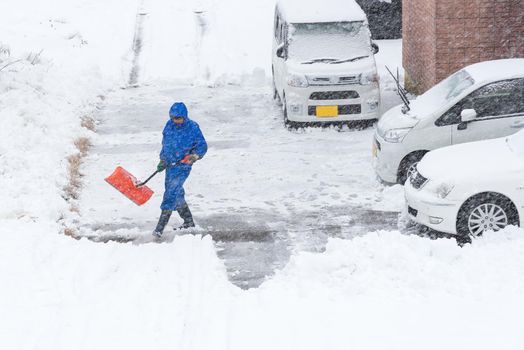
[316,106,338,118]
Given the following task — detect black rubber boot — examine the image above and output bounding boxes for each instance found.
[153,210,172,237]
[176,204,195,230]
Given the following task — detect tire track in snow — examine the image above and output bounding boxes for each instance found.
[128,1,148,86]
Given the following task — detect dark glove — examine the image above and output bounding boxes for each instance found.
[157,160,167,172]
[181,154,200,165]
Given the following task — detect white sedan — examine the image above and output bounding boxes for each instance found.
[405,130,524,238]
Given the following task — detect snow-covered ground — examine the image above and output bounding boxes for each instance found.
[2,0,524,349]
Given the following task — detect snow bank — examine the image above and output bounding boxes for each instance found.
[139,0,276,85]
[232,228,524,350]
[266,228,524,298]
[0,221,235,349]
[0,0,138,223]
[2,219,524,349]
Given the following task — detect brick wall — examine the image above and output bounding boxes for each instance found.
[403,0,524,94]
[403,0,436,93]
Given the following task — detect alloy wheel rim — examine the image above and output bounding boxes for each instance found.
[406,162,418,180]
[468,203,508,236]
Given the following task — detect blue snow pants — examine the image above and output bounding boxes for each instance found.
[160,164,192,210]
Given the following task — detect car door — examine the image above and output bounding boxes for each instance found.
[451,79,524,145]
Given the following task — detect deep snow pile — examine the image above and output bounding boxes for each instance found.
[243,228,524,349]
[0,220,236,350]
[0,0,138,223]
[2,222,524,349]
[137,0,275,84]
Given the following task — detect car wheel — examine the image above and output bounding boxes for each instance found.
[282,95,304,129]
[283,102,296,129]
[456,193,519,238]
[397,151,427,184]
[272,80,281,105]
[406,162,418,181]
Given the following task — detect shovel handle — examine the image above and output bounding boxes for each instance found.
[136,158,189,188]
[136,170,160,188]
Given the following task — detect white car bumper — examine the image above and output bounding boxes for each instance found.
[404,180,462,235]
[372,133,405,184]
[284,83,380,122]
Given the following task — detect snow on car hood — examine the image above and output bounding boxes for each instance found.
[286,55,376,76]
[417,137,524,183]
[377,105,419,134]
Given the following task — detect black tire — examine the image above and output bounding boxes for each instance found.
[271,67,282,106]
[282,95,294,128]
[282,94,306,130]
[272,82,282,106]
[456,193,519,239]
[397,151,427,184]
[283,103,299,129]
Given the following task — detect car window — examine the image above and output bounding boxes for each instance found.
[435,97,471,126]
[469,79,524,118]
[279,22,285,44]
[274,13,281,41]
[436,78,524,126]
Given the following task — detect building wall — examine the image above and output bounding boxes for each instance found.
[402,0,437,93]
[403,0,524,94]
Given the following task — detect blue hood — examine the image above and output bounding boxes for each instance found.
[169,102,188,121]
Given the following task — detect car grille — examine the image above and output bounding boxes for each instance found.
[309,91,360,100]
[308,104,362,116]
[307,75,360,86]
[409,170,428,190]
[408,206,418,217]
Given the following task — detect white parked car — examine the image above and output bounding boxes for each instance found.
[405,130,524,238]
[272,0,380,126]
[373,59,524,184]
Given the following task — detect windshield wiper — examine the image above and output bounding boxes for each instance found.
[302,58,338,64]
[385,65,411,113]
[331,55,369,64]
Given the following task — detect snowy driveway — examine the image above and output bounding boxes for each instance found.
[78,81,404,288]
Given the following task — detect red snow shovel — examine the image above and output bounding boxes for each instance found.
[105,167,159,206]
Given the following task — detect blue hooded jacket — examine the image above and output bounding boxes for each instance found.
[160,103,208,166]
[159,102,207,210]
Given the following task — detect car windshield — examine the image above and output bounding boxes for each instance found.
[287,21,371,63]
[506,130,524,160]
[409,69,475,116]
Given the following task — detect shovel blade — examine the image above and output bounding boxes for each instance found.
[105,166,154,206]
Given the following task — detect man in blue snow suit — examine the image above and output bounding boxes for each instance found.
[153,102,207,237]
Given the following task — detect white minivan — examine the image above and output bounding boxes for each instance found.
[373,59,524,184]
[272,0,380,126]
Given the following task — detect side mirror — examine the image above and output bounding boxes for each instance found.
[458,109,477,130]
[371,42,379,54]
[276,44,286,59]
[461,109,477,122]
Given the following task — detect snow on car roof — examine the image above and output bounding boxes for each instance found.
[465,58,524,84]
[276,0,367,24]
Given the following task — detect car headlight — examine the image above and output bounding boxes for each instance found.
[425,181,455,199]
[360,72,379,85]
[435,182,454,199]
[382,127,412,143]
[287,74,309,88]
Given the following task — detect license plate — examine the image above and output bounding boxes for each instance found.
[316,106,338,118]
[372,142,378,158]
